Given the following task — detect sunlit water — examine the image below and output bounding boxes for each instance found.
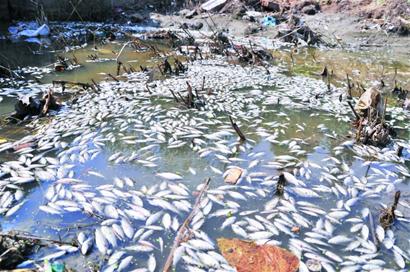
[0,27,410,272]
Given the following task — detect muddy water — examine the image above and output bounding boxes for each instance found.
[273,47,410,91]
[40,41,170,84]
[0,32,410,271]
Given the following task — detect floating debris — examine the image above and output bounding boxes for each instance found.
[217,238,300,272]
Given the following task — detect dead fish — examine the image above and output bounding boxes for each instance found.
[147,254,156,272]
[156,172,183,180]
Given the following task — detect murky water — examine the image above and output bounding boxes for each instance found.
[0,25,410,272]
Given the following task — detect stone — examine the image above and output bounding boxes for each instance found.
[129,13,145,23]
[185,9,198,19]
[302,4,317,15]
[261,0,281,12]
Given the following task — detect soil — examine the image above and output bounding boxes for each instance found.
[153,0,410,54]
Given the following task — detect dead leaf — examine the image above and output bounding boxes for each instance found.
[218,238,299,272]
[224,168,243,184]
[291,226,300,233]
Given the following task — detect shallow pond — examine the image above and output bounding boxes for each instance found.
[0,25,410,272]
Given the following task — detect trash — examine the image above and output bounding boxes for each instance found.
[306,259,322,271]
[201,0,227,12]
[18,24,50,37]
[275,15,323,45]
[224,168,243,184]
[44,260,65,272]
[262,16,277,27]
[54,63,66,72]
[404,97,410,109]
[217,238,299,272]
[355,87,382,117]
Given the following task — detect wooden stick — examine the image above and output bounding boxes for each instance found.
[186,81,194,107]
[117,61,122,76]
[169,89,179,102]
[229,116,246,142]
[382,97,388,123]
[41,90,52,115]
[162,177,211,272]
[145,83,152,94]
[52,80,92,89]
[116,41,132,63]
[107,73,119,82]
[91,79,101,92]
[201,76,205,94]
[347,101,360,120]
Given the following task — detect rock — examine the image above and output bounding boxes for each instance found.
[244,25,260,35]
[296,0,320,11]
[260,0,281,12]
[129,12,145,23]
[219,0,246,17]
[178,9,191,16]
[302,4,317,15]
[392,16,410,35]
[12,92,61,120]
[185,9,198,19]
[224,168,243,184]
[181,22,204,30]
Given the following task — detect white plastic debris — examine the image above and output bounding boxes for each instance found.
[18,24,50,37]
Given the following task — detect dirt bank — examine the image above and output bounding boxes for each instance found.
[1,0,175,22]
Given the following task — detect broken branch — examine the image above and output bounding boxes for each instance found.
[162,177,211,272]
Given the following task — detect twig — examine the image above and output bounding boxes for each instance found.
[41,90,52,115]
[279,27,302,41]
[91,79,101,92]
[162,177,211,272]
[116,41,132,63]
[229,116,246,142]
[169,89,179,102]
[107,73,119,82]
[347,101,360,120]
[52,80,92,89]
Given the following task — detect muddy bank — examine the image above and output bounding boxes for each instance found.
[1,0,176,22]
